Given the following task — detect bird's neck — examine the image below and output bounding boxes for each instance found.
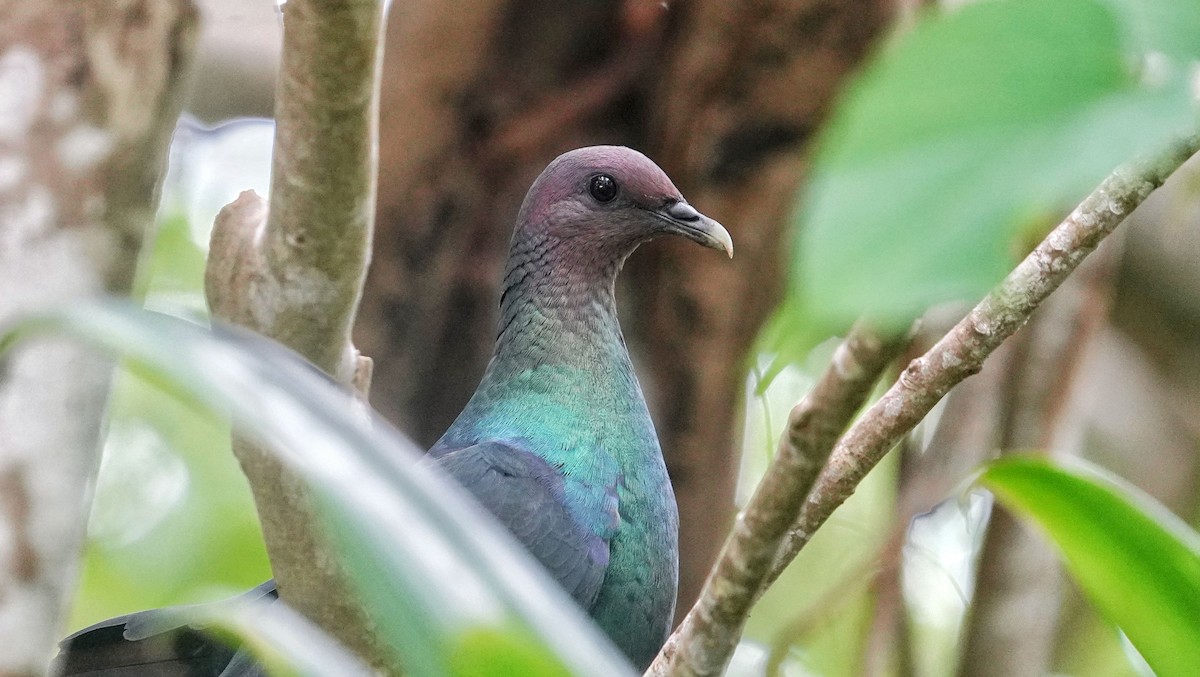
[492,235,630,369]
[436,234,660,467]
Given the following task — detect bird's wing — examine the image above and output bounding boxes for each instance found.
[431,440,612,608]
[52,581,277,677]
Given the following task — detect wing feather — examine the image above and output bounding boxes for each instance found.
[432,441,611,608]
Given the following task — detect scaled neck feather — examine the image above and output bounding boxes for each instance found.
[492,231,632,370]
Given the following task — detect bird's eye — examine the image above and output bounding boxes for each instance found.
[589,174,618,203]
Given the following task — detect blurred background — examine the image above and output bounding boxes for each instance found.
[69,1,1200,675]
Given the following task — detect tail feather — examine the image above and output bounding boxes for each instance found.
[52,582,277,677]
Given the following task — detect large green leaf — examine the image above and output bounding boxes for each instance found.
[70,367,271,630]
[979,456,1200,677]
[74,118,278,629]
[1,302,633,676]
[1100,0,1200,60]
[796,0,1196,326]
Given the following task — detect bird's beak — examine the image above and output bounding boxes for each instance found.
[653,201,734,258]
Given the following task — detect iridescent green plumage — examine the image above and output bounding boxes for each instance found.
[52,146,732,674]
[431,146,732,667]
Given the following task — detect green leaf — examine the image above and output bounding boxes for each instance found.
[73,119,277,630]
[132,211,208,303]
[2,302,633,677]
[1100,0,1200,60]
[69,366,271,631]
[979,456,1200,677]
[797,0,1196,326]
[754,294,838,393]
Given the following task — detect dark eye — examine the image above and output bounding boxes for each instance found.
[589,174,618,203]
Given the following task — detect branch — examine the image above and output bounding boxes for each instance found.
[647,132,1199,677]
[203,0,387,669]
[957,233,1121,676]
[0,2,196,673]
[769,133,1200,583]
[648,323,910,676]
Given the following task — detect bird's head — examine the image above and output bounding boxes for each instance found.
[513,146,733,265]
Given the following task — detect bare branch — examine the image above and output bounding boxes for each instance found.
[0,2,196,673]
[771,133,1200,583]
[203,0,389,669]
[648,323,909,676]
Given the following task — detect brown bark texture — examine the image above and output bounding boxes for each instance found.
[356,0,894,618]
[0,2,196,674]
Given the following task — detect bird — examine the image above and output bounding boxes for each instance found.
[54,145,733,674]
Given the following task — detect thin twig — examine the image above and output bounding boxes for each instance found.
[648,322,910,676]
[768,134,1200,586]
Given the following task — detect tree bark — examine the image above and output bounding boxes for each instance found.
[356,0,894,618]
[203,0,388,669]
[0,2,196,673]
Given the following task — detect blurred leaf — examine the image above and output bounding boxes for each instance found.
[72,119,278,630]
[2,302,633,676]
[212,595,375,677]
[318,493,575,675]
[754,295,838,393]
[797,0,1196,326]
[448,628,569,677]
[132,211,208,303]
[1100,0,1200,60]
[980,456,1200,677]
[69,366,271,630]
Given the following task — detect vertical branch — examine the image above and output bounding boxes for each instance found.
[0,2,196,673]
[203,0,388,669]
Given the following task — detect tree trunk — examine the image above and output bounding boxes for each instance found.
[356,0,893,618]
[0,2,196,673]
